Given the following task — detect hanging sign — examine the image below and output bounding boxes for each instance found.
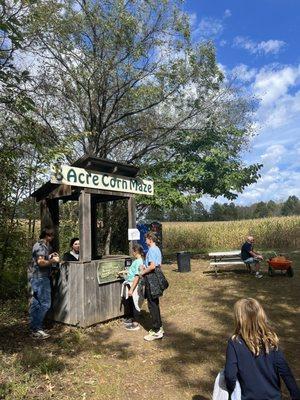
[50,164,154,196]
[128,228,140,241]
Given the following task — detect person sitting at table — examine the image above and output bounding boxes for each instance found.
[241,236,263,279]
[63,237,80,261]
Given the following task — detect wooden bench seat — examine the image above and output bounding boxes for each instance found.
[208,250,250,276]
[210,261,246,266]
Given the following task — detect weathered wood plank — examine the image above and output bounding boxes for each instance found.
[69,262,85,325]
[47,184,73,200]
[84,188,133,198]
[52,263,70,324]
[40,199,59,252]
[79,191,91,262]
[91,196,97,260]
[52,260,125,327]
[83,261,124,326]
[210,261,245,266]
[128,196,137,253]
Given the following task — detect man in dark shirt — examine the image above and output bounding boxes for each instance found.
[29,228,60,339]
[241,236,263,278]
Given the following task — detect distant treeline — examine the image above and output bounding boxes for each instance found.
[145,195,300,222]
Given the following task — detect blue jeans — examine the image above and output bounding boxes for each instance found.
[29,277,51,331]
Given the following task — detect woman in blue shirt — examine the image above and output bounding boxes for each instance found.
[225,298,300,400]
[139,232,164,341]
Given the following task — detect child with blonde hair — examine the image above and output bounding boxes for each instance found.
[225,298,300,400]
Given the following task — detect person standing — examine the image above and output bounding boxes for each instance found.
[225,298,300,400]
[140,232,164,341]
[63,237,80,261]
[241,236,263,278]
[29,228,60,339]
[122,244,145,331]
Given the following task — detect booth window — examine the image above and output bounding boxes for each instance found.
[92,198,129,259]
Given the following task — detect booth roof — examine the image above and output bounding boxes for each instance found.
[72,155,139,177]
[31,156,140,199]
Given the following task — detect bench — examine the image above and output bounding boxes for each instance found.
[208,251,250,276]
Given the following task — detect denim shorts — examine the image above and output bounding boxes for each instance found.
[243,257,260,264]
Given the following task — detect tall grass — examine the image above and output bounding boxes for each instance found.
[162,216,300,253]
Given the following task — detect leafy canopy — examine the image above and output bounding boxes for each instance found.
[13,0,261,208]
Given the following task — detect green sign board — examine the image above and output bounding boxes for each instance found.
[96,259,127,284]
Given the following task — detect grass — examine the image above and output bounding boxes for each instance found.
[162,216,300,253]
[0,252,300,399]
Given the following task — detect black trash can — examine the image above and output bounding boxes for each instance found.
[177,251,191,272]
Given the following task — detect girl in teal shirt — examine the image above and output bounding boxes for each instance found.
[123,244,145,331]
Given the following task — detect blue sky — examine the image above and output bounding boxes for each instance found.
[184,0,300,206]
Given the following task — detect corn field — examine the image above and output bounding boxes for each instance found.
[162,216,300,253]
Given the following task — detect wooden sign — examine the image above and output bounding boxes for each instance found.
[51,164,154,196]
[96,259,127,284]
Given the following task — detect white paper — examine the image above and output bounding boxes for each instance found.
[128,228,140,241]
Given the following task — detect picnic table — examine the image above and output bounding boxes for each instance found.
[208,250,249,275]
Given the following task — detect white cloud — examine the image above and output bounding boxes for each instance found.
[230,63,300,130]
[222,142,300,206]
[263,92,300,129]
[231,64,257,82]
[224,9,232,18]
[259,40,286,54]
[236,170,300,205]
[192,10,231,41]
[202,61,300,206]
[260,144,286,168]
[194,17,224,39]
[251,64,300,129]
[233,36,286,55]
[217,63,227,75]
[253,65,300,105]
[189,12,197,28]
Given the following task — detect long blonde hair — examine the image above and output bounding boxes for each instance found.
[232,298,279,356]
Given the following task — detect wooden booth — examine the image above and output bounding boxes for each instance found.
[31,156,153,327]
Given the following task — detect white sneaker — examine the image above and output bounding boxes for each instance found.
[31,330,50,339]
[255,273,263,279]
[144,329,163,341]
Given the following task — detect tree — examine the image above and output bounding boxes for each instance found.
[23,0,261,208]
[143,206,166,223]
[210,202,224,221]
[281,196,300,216]
[0,0,264,278]
[194,200,209,221]
[0,1,73,294]
[254,201,269,218]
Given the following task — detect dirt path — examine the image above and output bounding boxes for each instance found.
[1,256,300,399]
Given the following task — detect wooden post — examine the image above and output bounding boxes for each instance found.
[91,195,98,259]
[40,198,59,252]
[128,196,136,254]
[79,190,91,262]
